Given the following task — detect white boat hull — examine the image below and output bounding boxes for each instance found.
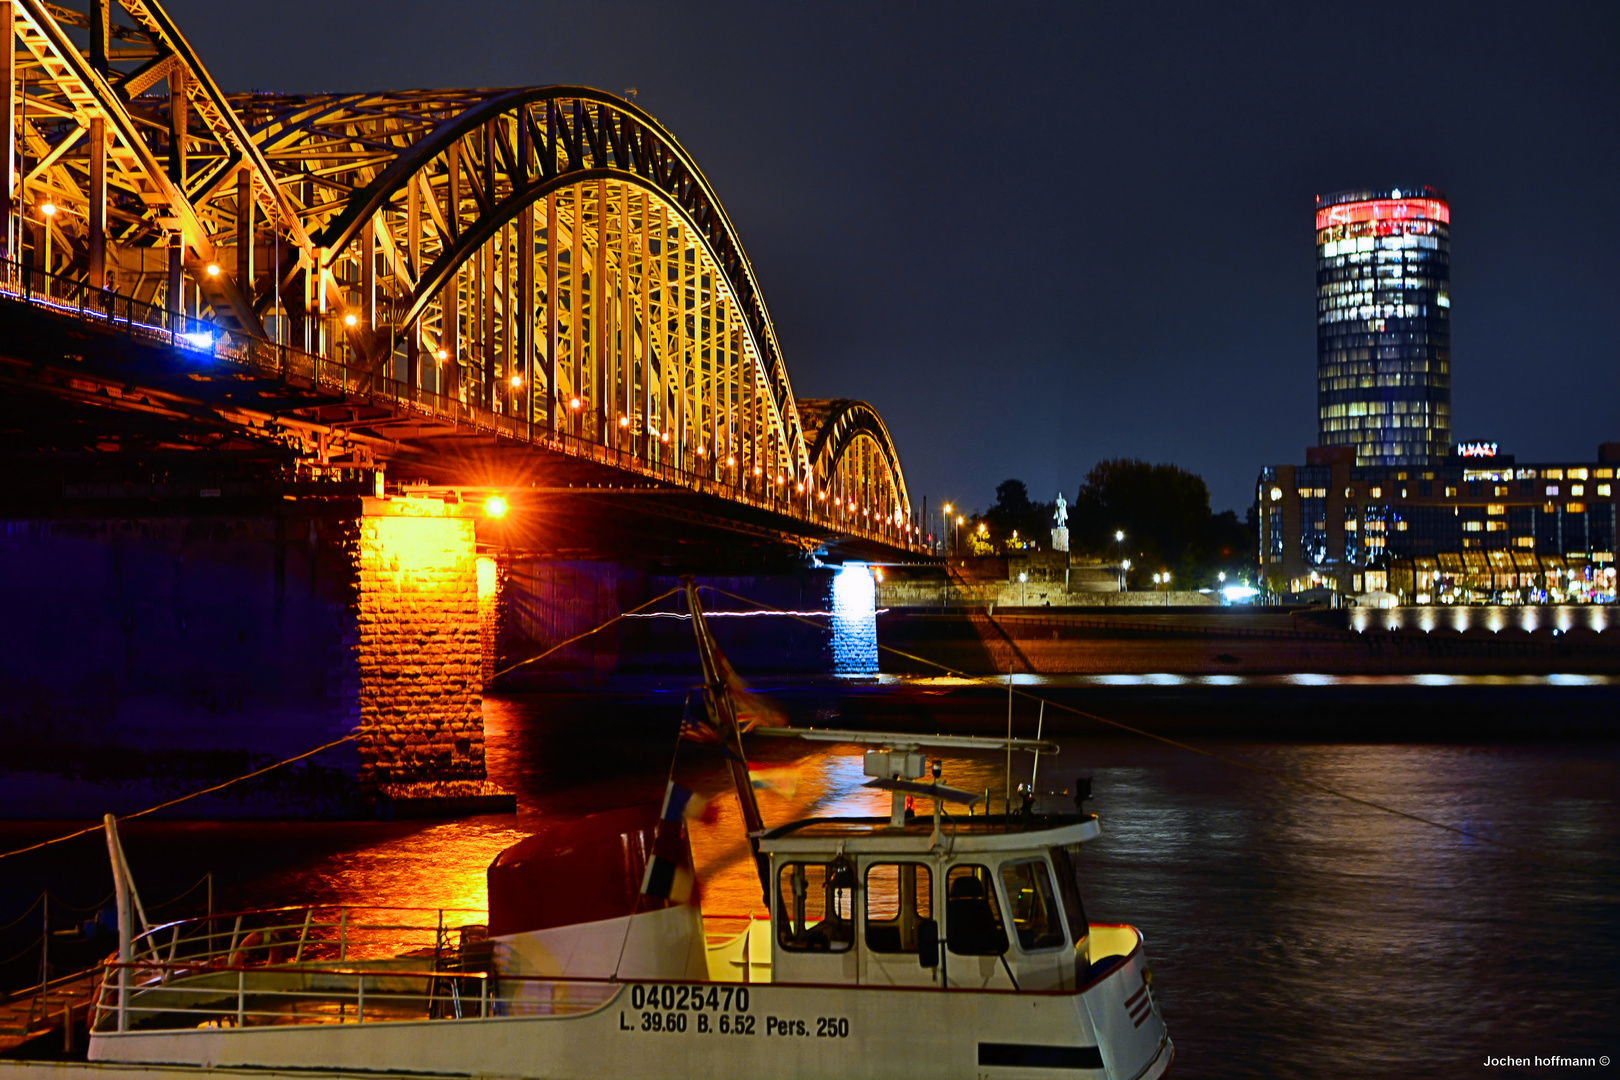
[69,958,1168,1080]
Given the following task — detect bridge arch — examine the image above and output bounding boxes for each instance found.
[798,398,913,531]
[3,1,919,547]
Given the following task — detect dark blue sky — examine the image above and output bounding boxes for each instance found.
[169,0,1619,516]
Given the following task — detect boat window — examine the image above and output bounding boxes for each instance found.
[944,864,1007,956]
[776,861,854,953]
[1000,860,1066,951]
[1050,846,1089,944]
[864,862,932,953]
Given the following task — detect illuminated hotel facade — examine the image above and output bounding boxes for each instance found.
[1316,187,1451,465]
[1256,443,1619,602]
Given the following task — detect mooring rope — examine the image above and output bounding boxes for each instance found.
[0,735,359,863]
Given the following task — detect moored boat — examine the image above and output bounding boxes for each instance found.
[12,583,1172,1080]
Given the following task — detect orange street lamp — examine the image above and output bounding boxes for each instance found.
[483,495,509,519]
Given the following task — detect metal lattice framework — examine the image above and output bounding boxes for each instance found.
[1,0,914,544]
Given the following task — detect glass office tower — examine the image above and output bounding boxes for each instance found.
[1316,187,1450,465]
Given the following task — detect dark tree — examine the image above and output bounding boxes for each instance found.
[980,479,1054,549]
[1070,458,1254,586]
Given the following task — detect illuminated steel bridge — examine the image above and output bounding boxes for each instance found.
[0,0,919,556]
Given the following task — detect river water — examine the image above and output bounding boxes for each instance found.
[3,678,1617,1077]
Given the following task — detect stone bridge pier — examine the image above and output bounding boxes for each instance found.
[354,498,508,812]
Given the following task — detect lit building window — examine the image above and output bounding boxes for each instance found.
[1370,487,1382,497]
[1487,504,1506,515]
[1571,484,1584,496]
[1600,484,1613,497]
[1396,521,1408,531]
[1486,521,1507,532]
[1569,468,1588,480]
[1568,502,1586,514]
[1595,469,1614,479]
[1514,537,1536,549]
[1270,487,1283,501]
[1546,485,1560,496]
[1463,521,1483,532]
[1544,469,1564,480]
[1445,486,1458,497]
[1493,486,1509,497]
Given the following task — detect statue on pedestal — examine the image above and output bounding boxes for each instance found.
[1051,492,1069,553]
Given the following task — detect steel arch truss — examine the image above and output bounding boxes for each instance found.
[798,398,912,533]
[2,1,919,549]
[234,87,818,489]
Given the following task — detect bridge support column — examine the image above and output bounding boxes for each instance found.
[355,504,488,794]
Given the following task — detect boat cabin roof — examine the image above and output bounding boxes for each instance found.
[758,813,1100,856]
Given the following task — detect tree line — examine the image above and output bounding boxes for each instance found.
[958,459,1255,588]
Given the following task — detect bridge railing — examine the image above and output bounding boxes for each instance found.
[0,260,921,551]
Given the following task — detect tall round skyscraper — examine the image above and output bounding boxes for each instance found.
[1315,186,1451,465]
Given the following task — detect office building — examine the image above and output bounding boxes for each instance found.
[1316,187,1451,465]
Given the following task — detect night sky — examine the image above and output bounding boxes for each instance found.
[167,0,1619,517]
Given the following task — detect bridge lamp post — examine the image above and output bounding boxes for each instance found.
[39,202,56,283]
[942,504,953,555]
[1121,559,1131,591]
[1114,531,1126,589]
[956,515,964,557]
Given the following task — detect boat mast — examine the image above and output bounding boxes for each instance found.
[683,579,772,902]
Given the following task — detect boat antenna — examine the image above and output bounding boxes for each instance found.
[1031,701,1046,790]
[682,578,771,902]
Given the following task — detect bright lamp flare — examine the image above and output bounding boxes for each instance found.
[510,374,522,387]
[483,495,509,519]
[39,202,56,217]
[343,313,358,326]
[205,263,220,276]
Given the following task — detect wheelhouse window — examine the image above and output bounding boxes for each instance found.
[864,862,932,953]
[1000,859,1066,951]
[1050,846,1090,945]
[777,861,854,953]
[944,865,1007,956]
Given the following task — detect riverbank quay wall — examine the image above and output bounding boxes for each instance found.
[0,497,494,819]
[878,607,1620,677]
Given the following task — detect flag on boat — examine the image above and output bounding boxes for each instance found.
[641,781,701,902]
[748,763,800,798]
[678,690,722,743]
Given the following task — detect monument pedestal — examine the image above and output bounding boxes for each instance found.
[1050,526,1069,553]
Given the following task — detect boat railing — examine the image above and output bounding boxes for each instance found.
[90,956,621,1035]
[93,905,596,1035]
